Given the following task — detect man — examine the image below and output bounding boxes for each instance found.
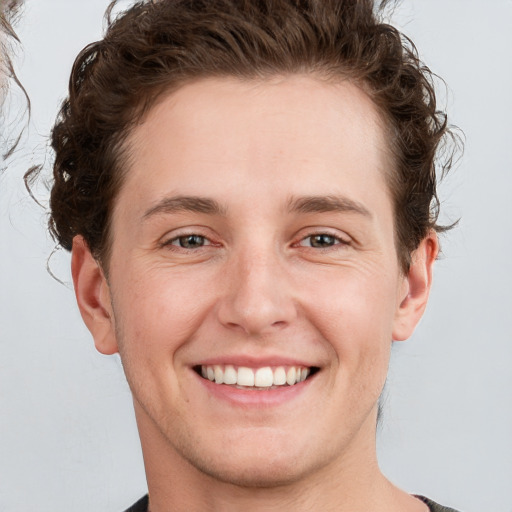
[46,1,461,510]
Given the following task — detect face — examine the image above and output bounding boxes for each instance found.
[74,75,435,487]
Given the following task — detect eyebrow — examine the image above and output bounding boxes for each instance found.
[142,195,227,220]
[142,194,371,220]
[287,195,372,218]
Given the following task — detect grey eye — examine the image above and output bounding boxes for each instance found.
[307,234,337,248]
[175,235,207,248]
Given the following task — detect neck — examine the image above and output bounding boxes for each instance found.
[134,402,425,512]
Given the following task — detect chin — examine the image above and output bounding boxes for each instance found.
[172,427,321,489]
[190,453,312,489]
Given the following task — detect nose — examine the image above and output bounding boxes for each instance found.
[216,246,298,336]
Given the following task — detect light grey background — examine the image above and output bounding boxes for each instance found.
[1,1,511,511]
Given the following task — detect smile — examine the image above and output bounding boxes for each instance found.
[196,364,318,389]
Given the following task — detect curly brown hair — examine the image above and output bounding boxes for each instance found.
[47,0,459,271]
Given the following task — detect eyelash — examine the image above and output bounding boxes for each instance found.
[296,232,350,249]
[162,231,350,251]
[163,234,213,250]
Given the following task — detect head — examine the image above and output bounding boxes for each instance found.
[49,0,456,492]
[50,0,454,274]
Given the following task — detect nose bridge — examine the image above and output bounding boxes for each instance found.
[218,241,296,335]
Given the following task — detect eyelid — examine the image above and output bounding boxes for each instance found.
[293,228,352,247]
[298,235,349,248]
[170,235,211,247]
[159,227,220,249]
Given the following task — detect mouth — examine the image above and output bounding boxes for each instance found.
[194,364,319,390]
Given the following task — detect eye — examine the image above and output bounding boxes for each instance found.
[299,233,347,248]
[168,234,209,249]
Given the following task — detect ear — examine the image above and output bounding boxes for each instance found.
[392,231,439,341]
[71,235,119,355]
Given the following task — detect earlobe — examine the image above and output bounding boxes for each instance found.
[71,235,119,355]
[392,231,439,341]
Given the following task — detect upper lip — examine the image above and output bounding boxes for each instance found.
[193,355,319,368]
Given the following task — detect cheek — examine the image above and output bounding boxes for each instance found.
[301,262,399,333]
[111,263,217,357]
[110,267,215,414]
[297,264,398,375]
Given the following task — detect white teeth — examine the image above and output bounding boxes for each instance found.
[214,365,224,384]
[223,365,237,385]
[286,367,296,386]
[199,364,313,388]
[273,366,287,386]
[237,366,255,386]
[254,367,273,387]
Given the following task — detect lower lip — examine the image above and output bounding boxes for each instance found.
[194,371,315,407]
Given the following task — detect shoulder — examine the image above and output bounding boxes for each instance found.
[416,495,462,512]
[123,494,149,512]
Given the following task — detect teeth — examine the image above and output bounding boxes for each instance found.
[237,366,255,386]
[214,365,224,384]
[223,365,237,385]
[199,364,312,388]
[254,367,273,387]
[273,366,287,386]
[286,367,296,386]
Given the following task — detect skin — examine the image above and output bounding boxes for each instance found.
[72,75,437,512]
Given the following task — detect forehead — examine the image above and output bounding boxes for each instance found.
[118,75,392,217]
